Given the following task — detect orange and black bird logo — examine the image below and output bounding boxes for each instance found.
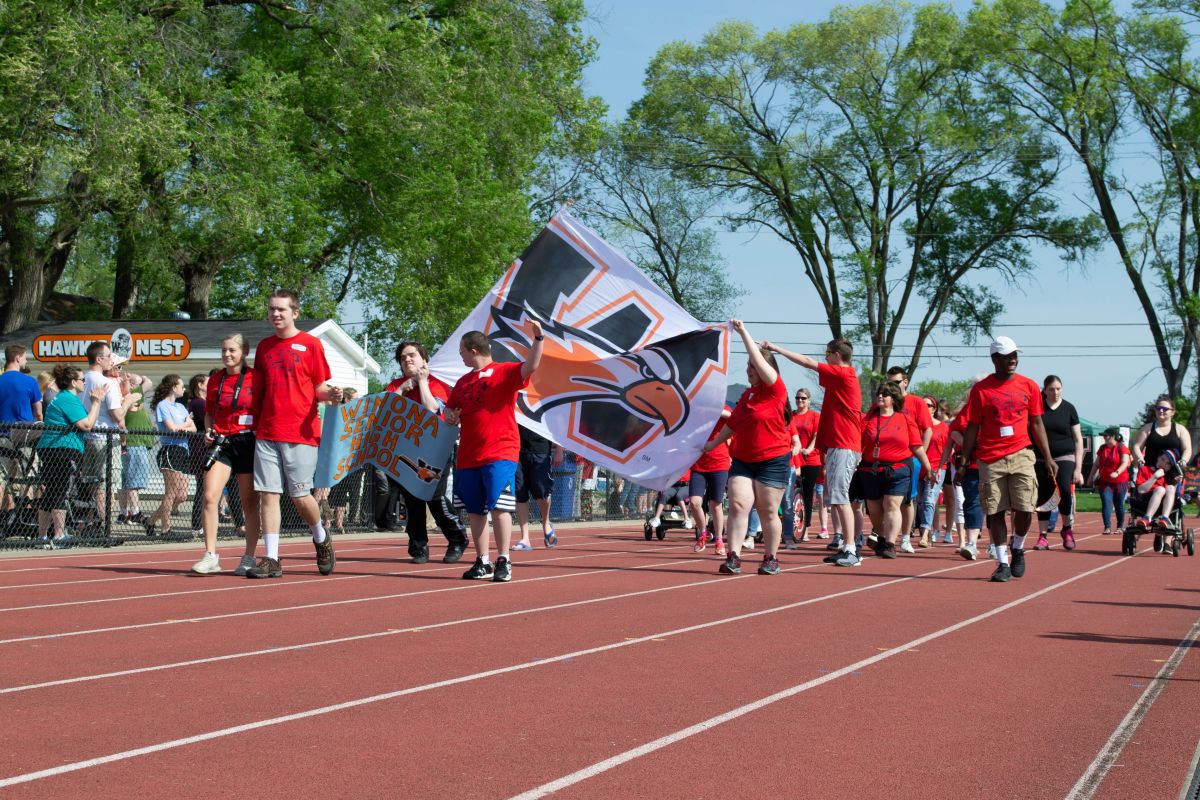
[482,222,727,461]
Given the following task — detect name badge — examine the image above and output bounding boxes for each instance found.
[999,425,1014,437]
[238,415,254,426]
[291,343,307,352]
[479,368,494,377]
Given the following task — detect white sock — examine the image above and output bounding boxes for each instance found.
[1011,534,1026,550]
[845,540,857,555]
[311,523,327,544]
[499,551,509,561]
[265,533,280,560]
[996,544,1009,565]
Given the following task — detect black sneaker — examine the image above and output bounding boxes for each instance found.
[826,535,843,551]
[879,541,898,559]
[462,557,494,580]
[758,555,781,575]
[493,556,512,582]
[823,551,845,564]
[314,532,336,575]
[443,542,467,564]
[246,557,282,579]
[1010,548,1026,578]
[990,563,1012,582]
[410,546,429,565]
[718,554,742,574]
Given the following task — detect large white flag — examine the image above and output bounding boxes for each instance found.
[429,210,731,491]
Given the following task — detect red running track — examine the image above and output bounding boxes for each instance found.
[0,513,1196,799]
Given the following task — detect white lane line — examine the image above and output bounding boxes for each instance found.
[1064,616,1200,800]
[504,552,1134,799]
[0,542,687,644]
[0,539,611,611]
[0,556,716,694]
[0,544,1117,789]
[0,540,410,575]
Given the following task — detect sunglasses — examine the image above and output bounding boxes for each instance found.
[1156,406,1174,412]
[796,396,809,401]
[876,392,891,398]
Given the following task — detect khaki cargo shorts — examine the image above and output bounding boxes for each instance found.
[978,448,1037,516]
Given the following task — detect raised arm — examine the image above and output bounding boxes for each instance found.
[521,320,545,381]
[760,340,820,371]
[733,320,777,385]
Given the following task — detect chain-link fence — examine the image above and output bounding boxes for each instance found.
[0,425,661,550]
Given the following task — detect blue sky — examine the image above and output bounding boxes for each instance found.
[578,0,1167,426]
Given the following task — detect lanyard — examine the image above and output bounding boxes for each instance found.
[872,412,897,460]
[215,369,247,412]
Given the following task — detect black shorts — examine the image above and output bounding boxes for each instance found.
[514,450,553,502]
[157,444,191,474]
[212,432,256,475]
[848,470,865,502]
[689,470,729,505]
[38,448,79,511]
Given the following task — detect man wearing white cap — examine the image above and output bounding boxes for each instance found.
[958,336,1057,582]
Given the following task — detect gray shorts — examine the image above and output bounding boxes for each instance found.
[823,447,861,506]
[254,439,318,498]
[82,436,123,489]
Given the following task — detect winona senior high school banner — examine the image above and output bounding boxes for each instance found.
[314,392,456,501]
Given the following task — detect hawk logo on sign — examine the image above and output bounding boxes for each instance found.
[482,221,727,462]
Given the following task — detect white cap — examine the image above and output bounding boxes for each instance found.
[110,354,129,367]
[989,336,1020,356]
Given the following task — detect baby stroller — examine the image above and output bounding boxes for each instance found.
[1120,457,1196,557]
[644,479,692,541]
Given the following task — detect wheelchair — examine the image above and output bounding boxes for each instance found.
[1120,486,1195,557]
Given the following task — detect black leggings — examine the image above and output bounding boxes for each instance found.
[798,466,821,528]
[1035,459,1074,522]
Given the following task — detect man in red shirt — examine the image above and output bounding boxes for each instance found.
[959,336,1057,582]
[385,341,468,565]
[444,323,544,582]
[246,290,344,579]
[886,366,933,553]
[763,338,863,562]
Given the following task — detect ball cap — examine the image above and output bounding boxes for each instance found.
[110,354,129,367]
[989,336,1021,356]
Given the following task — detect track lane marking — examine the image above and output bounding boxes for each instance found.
[1064,616,1200,800]
[0,544,1108,787]
[504,549,1138,799]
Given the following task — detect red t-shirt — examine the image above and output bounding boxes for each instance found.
[925,421,949,469]
[790,410,822,468]
[253,331,332,446]
[1136,464,1166,491]
[1095,443,1131,486]
[693,409,733,472]
[727,377,791,463]
[447,361,529,469]
[815,363,862,452]
[860,411,921,464]
[205,367,259,436]
[965,373,1044,464]
[385,375,453,418]
[901,395,933,437]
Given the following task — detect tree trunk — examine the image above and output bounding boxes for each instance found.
[179,252,221,319]
[112,213,138,318]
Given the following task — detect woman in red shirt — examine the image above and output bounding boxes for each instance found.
[783,388,826,546]
[192,333,261,575]
[702,320,792,576]
[1089,428,1132,534]
[856,382,931,563]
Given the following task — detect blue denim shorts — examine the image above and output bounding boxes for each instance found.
[729,453,791,490]
[859,462,913,500]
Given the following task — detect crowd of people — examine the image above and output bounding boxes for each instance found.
[0,308,1191,584]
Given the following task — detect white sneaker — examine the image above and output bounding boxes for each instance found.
[234,554,256,576]
[987,544,998,560]
[818,529,829,539]
[683,516,695,529]
[648,517,661,528]
[191,552,221,574]
[743,537,755,550]
[900,537,916,554]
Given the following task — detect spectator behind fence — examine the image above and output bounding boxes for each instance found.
[145,375,195,539]
[118,370,153,525]
[35,365,106,548]
[81,341,127,520]
[186,373,209,533]
[37,370,55,408]
[0,344,43,522]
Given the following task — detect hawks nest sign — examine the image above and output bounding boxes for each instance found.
[32,328,191,362]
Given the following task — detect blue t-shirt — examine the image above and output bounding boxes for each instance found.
[38,391,87,452]
[156,399,191,450]
[0,370,40,427]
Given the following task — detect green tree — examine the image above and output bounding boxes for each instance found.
[628,2,1098,376]
[577,127,744,321]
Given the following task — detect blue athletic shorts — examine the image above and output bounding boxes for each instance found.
[455,460,518,515]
